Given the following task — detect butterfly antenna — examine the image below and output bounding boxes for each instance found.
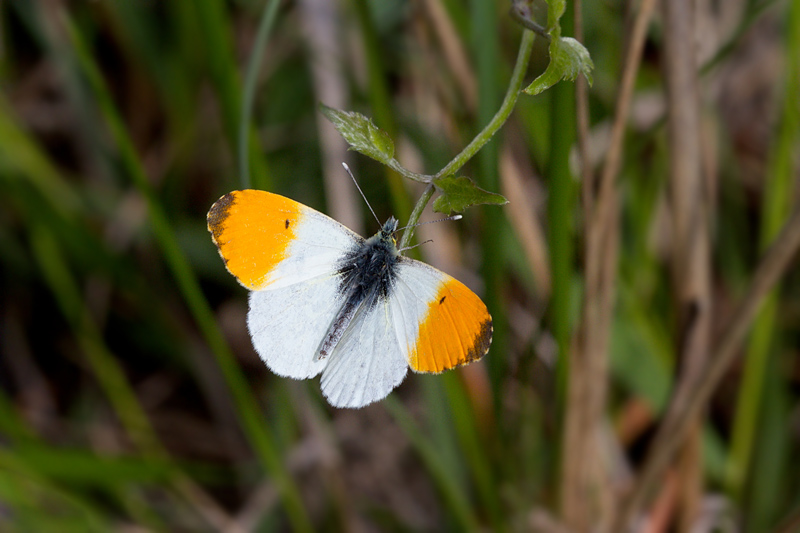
[396,214,462,233]
[399,239,434,253]
[342,162,381,226]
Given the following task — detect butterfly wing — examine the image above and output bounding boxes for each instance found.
[208,190,362,290]
[389,259,492,373]
[208,190,362,379]
[319,259,492,408]
[248,278,347,379]
[320,296,408,408]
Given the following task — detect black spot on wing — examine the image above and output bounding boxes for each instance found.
[439,296,446,305]
[207,192,236,241]
[285,219,290,229]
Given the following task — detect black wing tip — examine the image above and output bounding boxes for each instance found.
[207,192,237,240]
[466,317,493,363]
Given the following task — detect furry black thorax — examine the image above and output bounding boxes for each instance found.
[336,217,401,308]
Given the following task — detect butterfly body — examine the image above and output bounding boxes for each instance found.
[208,190,491,408]
[319,217,400,359]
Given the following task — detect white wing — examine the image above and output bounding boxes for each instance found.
[320,297,408,408]
[247,273,346,379]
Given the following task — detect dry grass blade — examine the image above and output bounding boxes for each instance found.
[661,0,712,529]
[298,0,363,233]
[500,144,551,298]
[420,0,477,110]
[561,0,658,529]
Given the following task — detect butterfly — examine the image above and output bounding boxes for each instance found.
[207,187,492,408]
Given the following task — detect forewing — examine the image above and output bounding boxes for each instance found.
[320,298,408,408]
[390,260,492,373]
[208,190,362,290]
[248,274,346,379]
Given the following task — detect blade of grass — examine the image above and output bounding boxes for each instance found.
[239,0,281,188]
[726,0,800,502]
[419,377,468,489]
[383,396,480,532]
[57,11,311,531]
[470,1,506,395]
[442,372,503,531]
[543,5,579,521]
[743,359,791,531]
[193,0,271,190]
[29,223,167,531]
[30,223,163,458]
[546,16,577,420]
[466,0,504,386]
[0,450,110,532]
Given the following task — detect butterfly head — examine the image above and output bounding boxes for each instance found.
[380,217,399,245]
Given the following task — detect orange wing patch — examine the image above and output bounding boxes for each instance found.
[207,190,303,290]
[408,278,492,373]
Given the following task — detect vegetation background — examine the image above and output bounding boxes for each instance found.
[1,0,798,531]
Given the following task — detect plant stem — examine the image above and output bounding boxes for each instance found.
[398,184,435,251]
[508,6,551,41]
[397,28,535,250]
[435,29,536,180]
[387,159,435,183]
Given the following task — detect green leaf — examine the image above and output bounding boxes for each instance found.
[523,36,594,96]
[320,104,395,164]
[432,176,508,214]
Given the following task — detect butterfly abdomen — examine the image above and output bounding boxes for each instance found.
[318,231,400,359]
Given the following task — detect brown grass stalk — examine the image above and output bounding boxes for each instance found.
[661,0,712,529]
[298,0,363,234]
[560,0,657,530]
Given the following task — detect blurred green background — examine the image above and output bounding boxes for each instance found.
[1,0,799,531]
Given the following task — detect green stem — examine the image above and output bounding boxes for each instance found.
[435,29,536,180]
[387,159,434,183]
[239,0,281,188]
[398,184,435,251]
[397,29,535,250]
[548,2,577,445]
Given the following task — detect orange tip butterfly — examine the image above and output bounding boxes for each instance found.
[207,185,492,408]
